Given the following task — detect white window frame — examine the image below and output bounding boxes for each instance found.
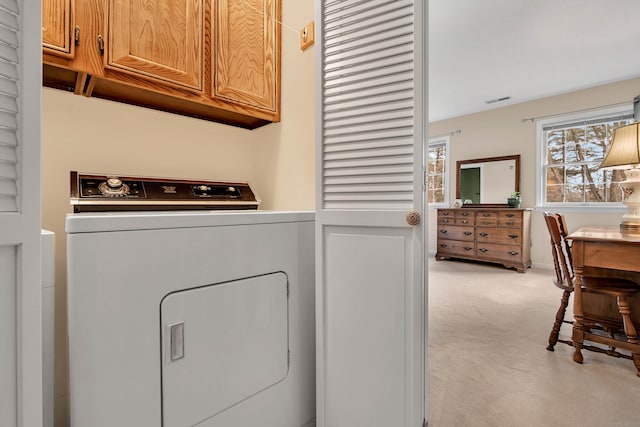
[427,136,450,207]
[536,104,633,211]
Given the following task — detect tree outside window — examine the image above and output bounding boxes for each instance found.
[542,112,633,205]
[427,138,448,205]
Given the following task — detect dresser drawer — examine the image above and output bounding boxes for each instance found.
[437,240,475,256]
[437,225,474,241]
[476,242,523,262]
[476,227,522,244]
[456,210,474,219]
[476,211,498,220]
[438,216,454,225]
[476,217,497,227]
[438,209,456,219]
[455,217,474,226]
[498,211,521,221]
[499,218,522,228]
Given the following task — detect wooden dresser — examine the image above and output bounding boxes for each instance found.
[435,208,531,272]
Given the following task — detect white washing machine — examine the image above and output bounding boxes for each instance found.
[65,173,315,427]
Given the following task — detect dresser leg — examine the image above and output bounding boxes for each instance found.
[633,353,640,377]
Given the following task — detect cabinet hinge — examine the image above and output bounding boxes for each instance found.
[97,35,104,55]
[74,26,80,46]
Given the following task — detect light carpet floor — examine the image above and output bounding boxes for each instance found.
[427,260,640,427]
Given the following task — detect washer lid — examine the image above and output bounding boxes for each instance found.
[65,210,315,233]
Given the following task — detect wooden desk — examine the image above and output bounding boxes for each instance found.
[569,226,640,376]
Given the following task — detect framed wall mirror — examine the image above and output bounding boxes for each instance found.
[455,154,520,207]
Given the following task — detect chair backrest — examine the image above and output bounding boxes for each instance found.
[543,212,574,291]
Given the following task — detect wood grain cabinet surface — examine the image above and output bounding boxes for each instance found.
[41,0,281,129]
[43,0,74,57]
[214,0,279,114]
[106,0,204,91]
[436,208,531,273]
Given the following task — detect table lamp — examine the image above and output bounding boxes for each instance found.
[598,122,640,232]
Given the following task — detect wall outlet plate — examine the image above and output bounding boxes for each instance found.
[300,21,314,51]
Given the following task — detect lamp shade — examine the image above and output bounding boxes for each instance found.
[598,122,640,169]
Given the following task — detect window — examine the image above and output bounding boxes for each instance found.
[427,136,449,205]
[538,106,634,207]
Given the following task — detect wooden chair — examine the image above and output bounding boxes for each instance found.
[544,212,640,375]
[543,212,574,351]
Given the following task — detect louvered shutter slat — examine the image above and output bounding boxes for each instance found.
[0,1,18,212]
[324,164,413,177]
[0,0,18,14]
[324,91,411,114]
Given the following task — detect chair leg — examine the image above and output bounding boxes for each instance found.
[548,290,571,351]
[616,296,640,376]
[617,296,638,344]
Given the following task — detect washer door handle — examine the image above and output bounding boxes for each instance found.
[169,322,185,361]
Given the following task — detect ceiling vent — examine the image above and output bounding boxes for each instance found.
[485,96,511,104]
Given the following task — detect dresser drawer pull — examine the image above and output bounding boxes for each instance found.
[506,213,515,217]
[464,231,473,236]
[479,232,488,237]
[442,219,450,223]
[439,244,448,248]
[478,248,488,253]
[508,251,519,256]
[505,221,515,226]
[508,234,519,239]
[440,229,448,234]
[461,212,470,217]
[461,220,469,224]
[464,246,473,251]
[482,213,491,217]
[481,221,491,225]
[442,212,450,216]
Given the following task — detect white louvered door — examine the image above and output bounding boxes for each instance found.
[315,1,427,426]
[0,1,42,426]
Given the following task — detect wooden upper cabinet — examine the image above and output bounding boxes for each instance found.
[214,0,280,113]
[43,0,74,57]
[106,0,204,91]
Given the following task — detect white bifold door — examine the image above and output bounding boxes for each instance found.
[0,1,43,427]
[315,1,427,426]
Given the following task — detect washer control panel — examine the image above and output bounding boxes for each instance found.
[70,171,259,212]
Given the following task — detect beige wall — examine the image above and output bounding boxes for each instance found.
[42,1,315,425]
[428,77,640,268]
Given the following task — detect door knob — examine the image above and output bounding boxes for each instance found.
[406,211,421,226]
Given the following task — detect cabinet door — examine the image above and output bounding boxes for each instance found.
[106,0,203,90]
[42,0,74,57]
[214,0,279,112]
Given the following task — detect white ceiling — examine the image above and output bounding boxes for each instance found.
[428,0,640,122]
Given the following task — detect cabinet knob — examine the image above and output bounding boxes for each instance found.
[406,211,421,226]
